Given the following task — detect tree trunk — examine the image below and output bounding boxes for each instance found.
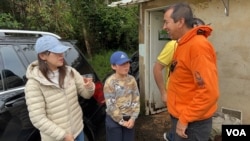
[83,27,92,60]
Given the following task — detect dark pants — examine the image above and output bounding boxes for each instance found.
[105,115,135,141]
[170,115,212,141]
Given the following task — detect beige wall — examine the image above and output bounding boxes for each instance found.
[139,0,250,123]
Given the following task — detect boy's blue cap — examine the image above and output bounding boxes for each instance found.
[35,35,70,54]
[110,51,131,65]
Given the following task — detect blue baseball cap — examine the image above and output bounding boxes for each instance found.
[110,51,131,65]
[35,35,70,54]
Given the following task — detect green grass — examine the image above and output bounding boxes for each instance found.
[87,50,113,81]
[87,50,136,81]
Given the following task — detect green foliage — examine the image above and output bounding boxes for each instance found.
[0,13,22,28]
[88,49,135,81]
[67,0,138,52]
[25,0,75,38]
[87,50,114,81]
[0,0,139,54]
[91,5,139,51]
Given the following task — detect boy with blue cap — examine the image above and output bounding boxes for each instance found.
[104,51,140,141]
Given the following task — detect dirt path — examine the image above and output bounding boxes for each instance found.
[135,111,171,141]
[96,111,171,141]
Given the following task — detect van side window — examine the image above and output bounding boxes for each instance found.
[2,69,24,90]
[0,72,3,91]
[0,46,25,90]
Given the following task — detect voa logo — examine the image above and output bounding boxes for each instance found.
[226,129,246,136]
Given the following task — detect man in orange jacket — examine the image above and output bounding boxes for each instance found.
[163,2,219,141]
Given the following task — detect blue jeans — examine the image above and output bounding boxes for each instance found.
[75,131,84,141]
[106,115,135,141]
[170,115,212,141]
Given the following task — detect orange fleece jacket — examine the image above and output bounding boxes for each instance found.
[167,26,219,126]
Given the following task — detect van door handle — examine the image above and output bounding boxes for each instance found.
[5,97,25,108]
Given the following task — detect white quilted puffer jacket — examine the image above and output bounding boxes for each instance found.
[25,61,95,141]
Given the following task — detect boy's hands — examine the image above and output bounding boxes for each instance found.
[122,119,135,129]
[127,119,135,129]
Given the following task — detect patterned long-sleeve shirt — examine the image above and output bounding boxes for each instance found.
[104,74,140,125]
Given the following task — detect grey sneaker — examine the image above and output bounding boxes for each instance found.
[163,132,169,141]
[163,131,173,141]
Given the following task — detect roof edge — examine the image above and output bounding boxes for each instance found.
[108,0,151,7]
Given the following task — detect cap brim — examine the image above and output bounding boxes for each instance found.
[116,58,131,65]
[48,45,71,53]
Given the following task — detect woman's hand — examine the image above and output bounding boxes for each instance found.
[83,77,94,90]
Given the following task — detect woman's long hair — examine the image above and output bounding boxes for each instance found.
[38,52,67,88]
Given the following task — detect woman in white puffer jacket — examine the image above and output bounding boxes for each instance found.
[25,35,95,141]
